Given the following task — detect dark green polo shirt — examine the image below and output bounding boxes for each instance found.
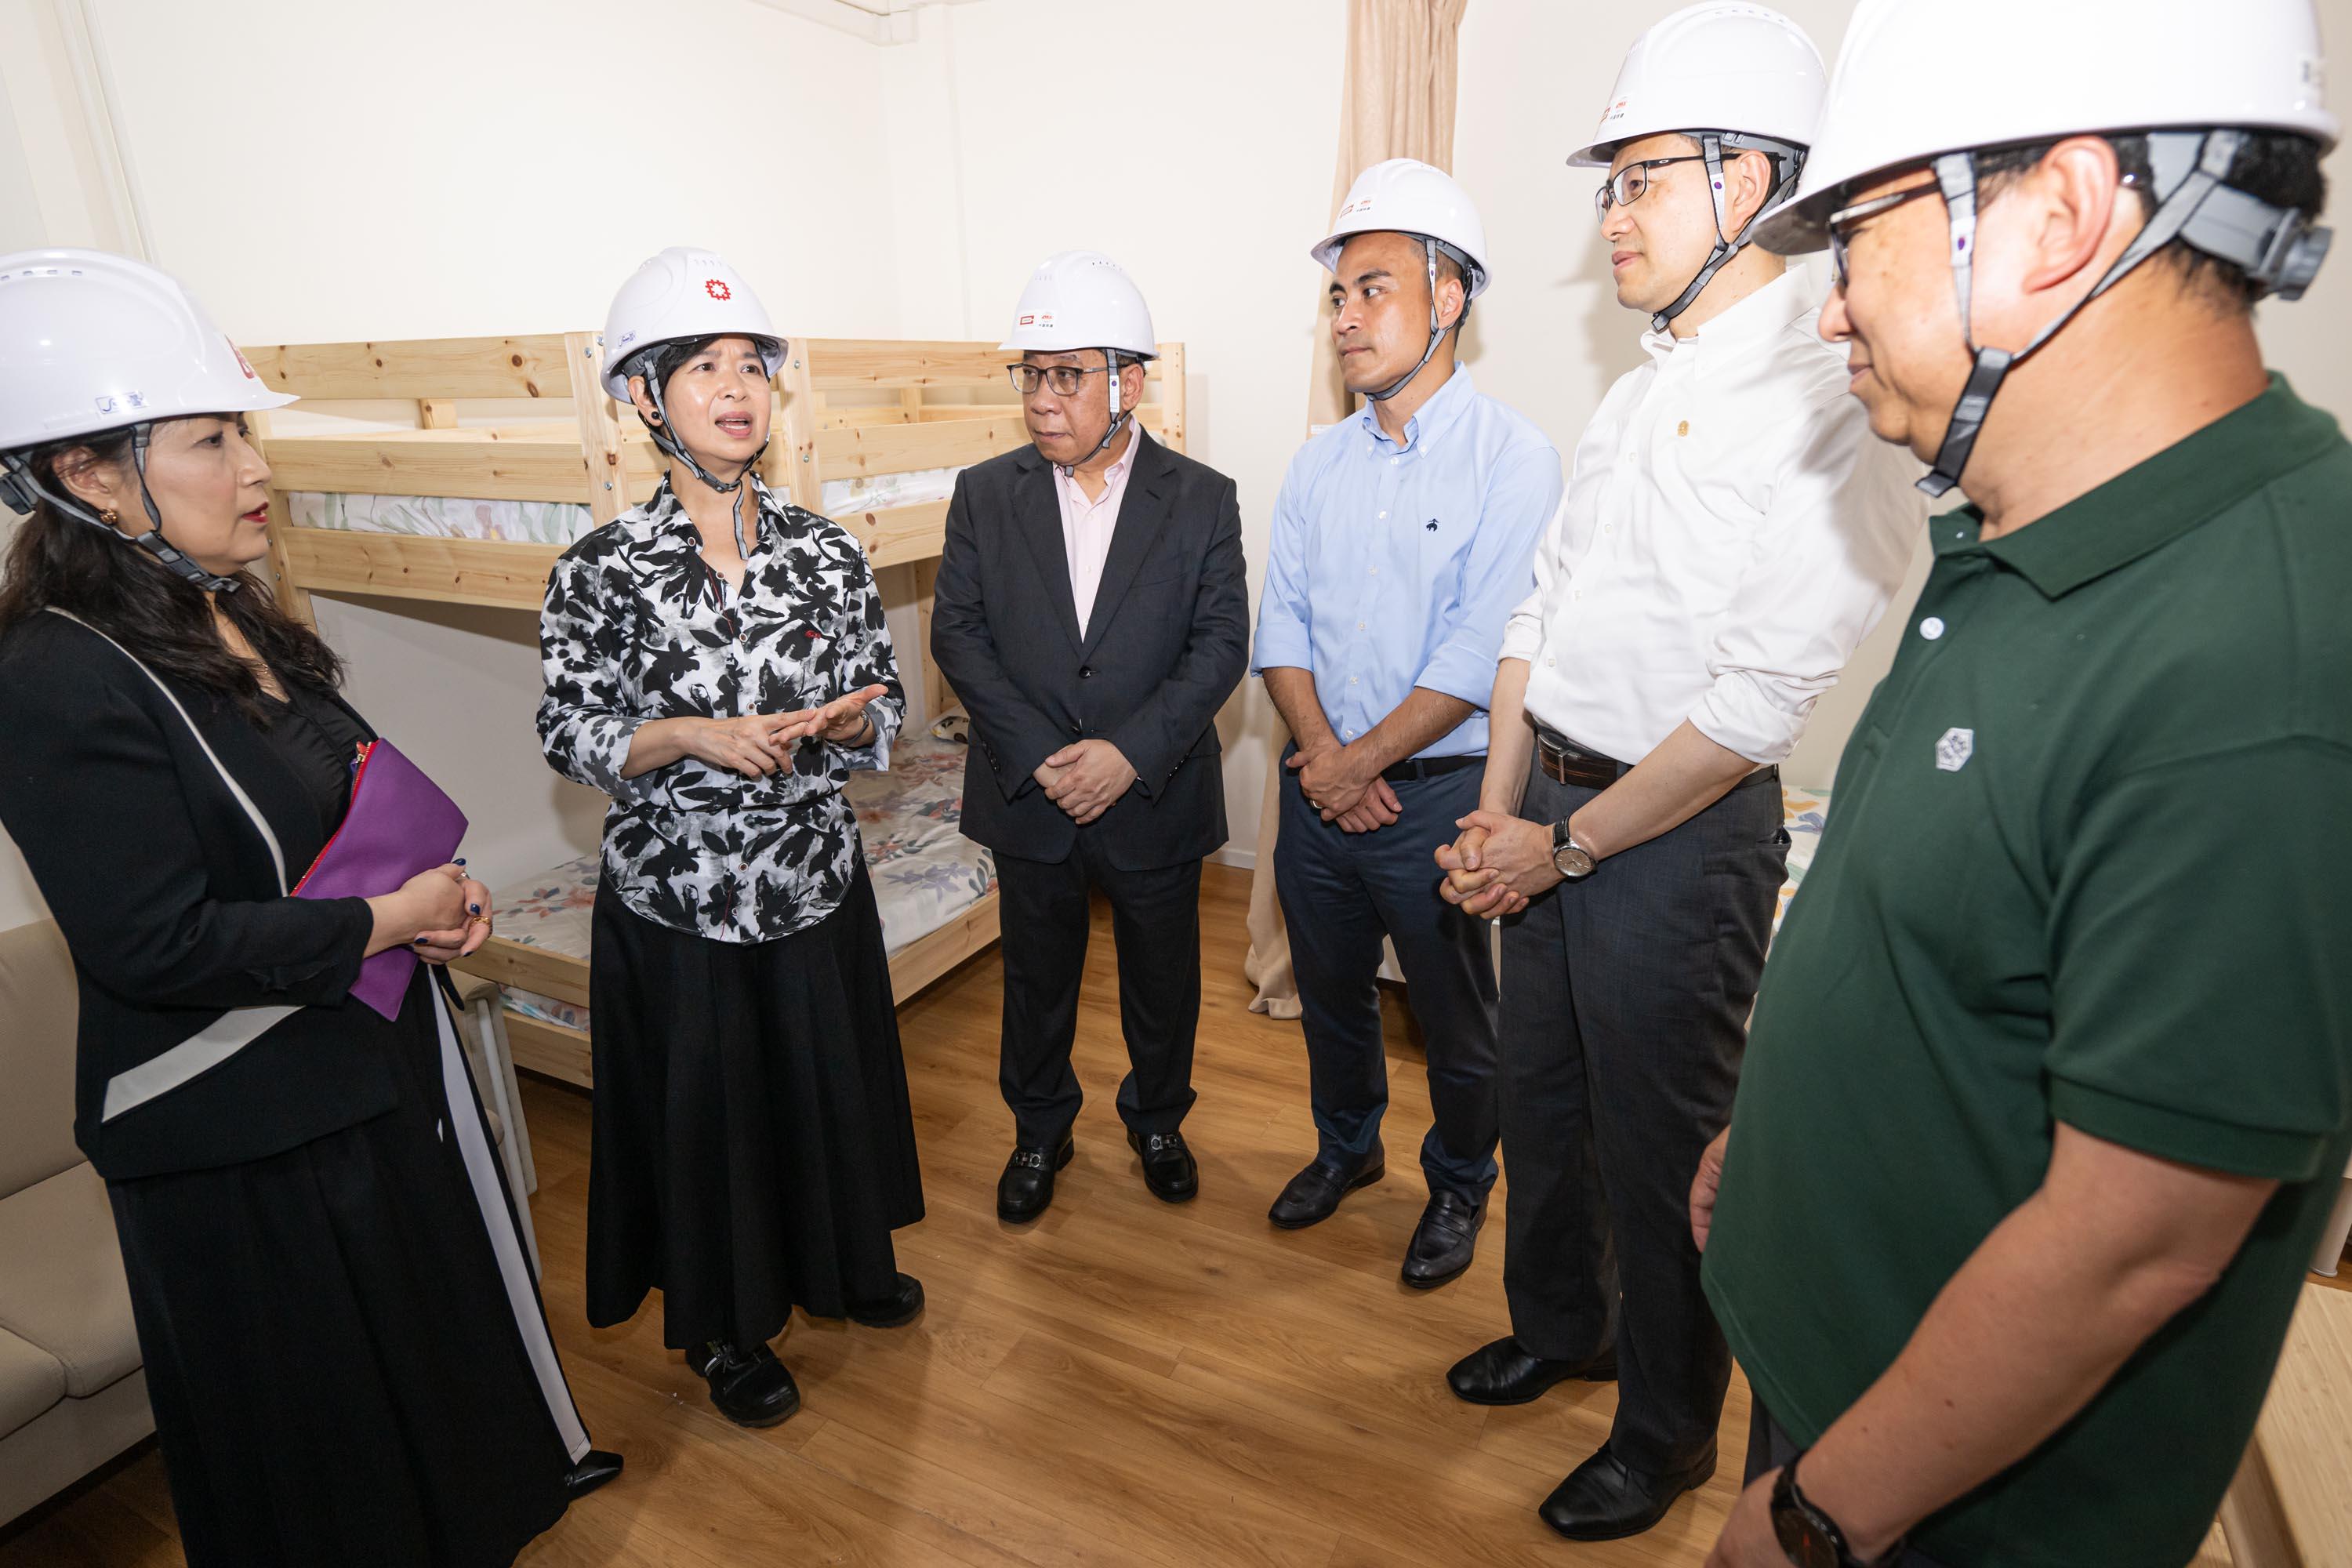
[1703,377,2352,1567]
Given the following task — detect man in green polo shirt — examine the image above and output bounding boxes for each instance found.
[1690,2,2350,1566]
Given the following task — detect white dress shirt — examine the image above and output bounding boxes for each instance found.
[1501,268,1922,766]
[1051,418,1145,639]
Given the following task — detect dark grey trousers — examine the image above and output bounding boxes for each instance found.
[1497,756,1786,1475]
[995,837,1203,1149]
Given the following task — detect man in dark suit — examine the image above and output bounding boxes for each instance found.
[932,250,1249,1223]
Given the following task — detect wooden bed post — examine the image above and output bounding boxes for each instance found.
[563,332,626,528]
[1155,341,1188,454]
[774,341,822,513]
[246,408,315,627]
[912,557,955,726]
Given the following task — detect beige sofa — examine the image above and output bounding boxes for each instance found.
[0,919,151,1526]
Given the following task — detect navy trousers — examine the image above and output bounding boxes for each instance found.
[1272,751,1499,1200]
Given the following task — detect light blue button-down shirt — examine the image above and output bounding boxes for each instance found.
[1252,365,1562,758]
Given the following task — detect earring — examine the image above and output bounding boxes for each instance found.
[99,508,120,524]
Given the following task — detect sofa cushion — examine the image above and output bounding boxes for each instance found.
[0,1162,140,1397]
[0,1328,65,1443]
[0,918,82,1196]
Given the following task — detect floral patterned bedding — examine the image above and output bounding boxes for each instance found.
[488,732,996,1031]
[1774,784,1831,940]
[285,468,964,547]
[287,491,597,545]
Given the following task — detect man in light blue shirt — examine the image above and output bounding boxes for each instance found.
[1254,159,1563,1288]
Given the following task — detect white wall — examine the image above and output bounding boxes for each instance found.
[874,0,1346,869]
[5,0,2352,931]
[0,72,43,253]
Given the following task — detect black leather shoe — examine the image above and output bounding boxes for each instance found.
[688,1341,800,1428]
[1399,1189,1484,1288]
[564,1449,623,1500]
[1127,1128,1200,1203]
[1267,1150,1385,1229]
[1446,1335,1617,1405]
[997,1133,1076,1222]
[1537,1441,1716,1541]
[848,1272,925,1328]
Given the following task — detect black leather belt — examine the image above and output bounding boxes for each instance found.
[1534,727,1778,793]
[1380,754,1483,783]
[1534,728,1632,789]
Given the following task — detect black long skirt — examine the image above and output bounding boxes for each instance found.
[586,860,925,1348]
[105,974,591,1568]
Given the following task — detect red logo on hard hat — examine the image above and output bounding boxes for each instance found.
[230,340,258,380]
[1019,314,1036,325]
[705,278,731,301]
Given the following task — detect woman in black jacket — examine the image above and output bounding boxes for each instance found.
[0,248,617,1567]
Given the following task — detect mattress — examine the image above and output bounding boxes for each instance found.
[286,466,963,546]
[487,732,995,1032]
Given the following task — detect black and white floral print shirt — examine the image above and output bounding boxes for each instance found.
[537,475,903,944]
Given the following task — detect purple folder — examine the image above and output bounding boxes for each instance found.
[292,739,468,1022]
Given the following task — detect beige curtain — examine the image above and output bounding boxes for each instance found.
[1243,0,1471,1018]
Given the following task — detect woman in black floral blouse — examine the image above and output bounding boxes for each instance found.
[537,248,924,1428]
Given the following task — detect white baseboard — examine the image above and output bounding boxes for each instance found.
[1207,845,1258,872]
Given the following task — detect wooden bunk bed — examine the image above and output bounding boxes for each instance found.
[242,328,1189,1087]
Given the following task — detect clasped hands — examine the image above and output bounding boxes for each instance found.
[685,684,889,779]
[1287,739,1401,833]
[366,861,492,964]
[1034,739,1137,826]
[1433,811,1563,920]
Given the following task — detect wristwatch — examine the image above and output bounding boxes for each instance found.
[1770,1454,1903,1568]
[1549,820,1595,880]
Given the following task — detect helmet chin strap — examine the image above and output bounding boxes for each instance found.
[0,427,241,593]
[640,370,769,551]
[1061,350,1134,474]
[1918,128,2332,499]
[1650,132,1804,335]
[1366,237,1454,403]
[639,360,766,497]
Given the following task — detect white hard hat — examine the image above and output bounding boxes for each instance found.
[600,246,786,401]
[1755,0,2339,255]
[1566,3,1827,169]
[998,251,1158,359]
[1312,158,1494,298]
[0,248,293,454]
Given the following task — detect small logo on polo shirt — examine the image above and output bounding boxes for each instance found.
[1936,728,1975,772]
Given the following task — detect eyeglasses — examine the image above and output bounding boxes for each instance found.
[1006,361,1113,397]
[1826,180,1944,288]
[1593,155,1708,222]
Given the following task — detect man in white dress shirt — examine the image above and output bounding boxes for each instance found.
[1432,4,1922,1542]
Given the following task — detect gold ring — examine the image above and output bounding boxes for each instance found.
[467,914,492,928]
